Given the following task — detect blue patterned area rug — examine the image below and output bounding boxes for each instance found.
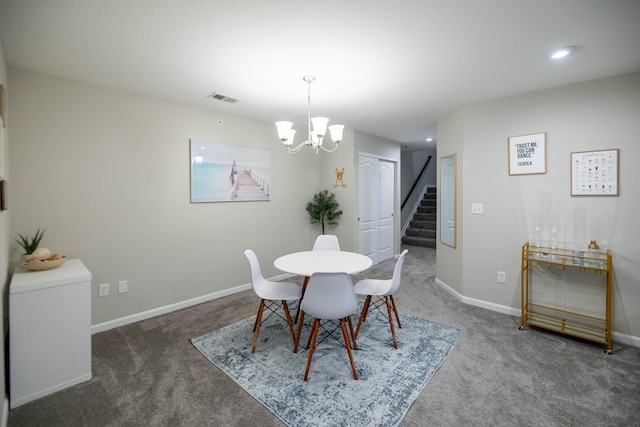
[191,310,462,427]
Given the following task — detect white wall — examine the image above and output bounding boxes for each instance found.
[8,68,344,325]
[437,72,640,339]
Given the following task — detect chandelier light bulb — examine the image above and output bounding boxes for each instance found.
[328,125,344,143]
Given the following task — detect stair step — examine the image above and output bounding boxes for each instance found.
[413,213,436,222]
[417,205,436,214]
[410,217,435,226]
[402,235,436,248]
[406,228,436,239]
[404,186,437,248]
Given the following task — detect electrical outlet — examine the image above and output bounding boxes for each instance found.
[118,280,128,294]
[99,283,109,297]
[497,271,506,284]
[472,203,484,214]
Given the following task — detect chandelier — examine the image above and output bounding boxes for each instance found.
[275,76,344,154]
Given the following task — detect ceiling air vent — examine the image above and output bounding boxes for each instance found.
[207,92,240,103]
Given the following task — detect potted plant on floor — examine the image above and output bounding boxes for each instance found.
[15,228,46,259]
[306,189,343,234]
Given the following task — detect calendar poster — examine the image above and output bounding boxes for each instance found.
[571,149,619,196]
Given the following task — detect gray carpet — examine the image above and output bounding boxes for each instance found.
[8,246,640,426]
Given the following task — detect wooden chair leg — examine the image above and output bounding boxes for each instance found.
[347,315,358,350]
[354,295,372,340]
[306,318,315,349]
[253,300,264,332]
[282,300,296,343]
[390,295,402,329]
[361,295,372,323]
[294,276,309,324]
[340,318,359,380]
[251,300,266,353]
[303,319,320,381]
[294,310,306,353]
[385,297,398,349]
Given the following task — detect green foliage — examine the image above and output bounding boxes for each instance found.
[15,228,46,254]
[305,189,343,234]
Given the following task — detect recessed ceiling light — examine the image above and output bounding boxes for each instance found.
[426,137,433,142]
[550,46,576,60]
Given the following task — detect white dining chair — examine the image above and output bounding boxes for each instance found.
[244,249,301,353]
[312,234,341,251]
[353,249,408,349]
[294,234,341,324]
[294,272,359,381]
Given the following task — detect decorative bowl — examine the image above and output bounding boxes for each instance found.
[22,255,67,271]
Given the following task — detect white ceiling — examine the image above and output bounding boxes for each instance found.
[1,0,639,150]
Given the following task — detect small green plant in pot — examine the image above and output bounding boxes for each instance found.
[15,228,46,255]
[306,189,343,234]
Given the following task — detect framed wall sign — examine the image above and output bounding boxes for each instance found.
[508,132,546,175]
[571,149,619,196]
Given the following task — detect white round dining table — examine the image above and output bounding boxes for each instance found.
[274,250,373,276]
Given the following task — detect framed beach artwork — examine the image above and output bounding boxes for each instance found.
[190,139,271,203]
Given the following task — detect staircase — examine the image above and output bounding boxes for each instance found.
[402,187,436,248]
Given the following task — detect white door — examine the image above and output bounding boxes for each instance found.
[377,159,394,261]
[358,156,377,260]
[358,155,395,264]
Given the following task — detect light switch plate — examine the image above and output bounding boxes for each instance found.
[472,203,484,214]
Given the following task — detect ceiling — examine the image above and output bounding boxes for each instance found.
[1,1,639,151]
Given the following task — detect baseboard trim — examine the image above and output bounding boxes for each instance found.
[434,278,521,317]
[434,277,639,348]
[2,397,8,427]
[10,374,92,409]
[612,331,640,348]
[91,282,252,334]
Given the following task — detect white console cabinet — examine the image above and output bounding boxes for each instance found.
[9,259,92,408]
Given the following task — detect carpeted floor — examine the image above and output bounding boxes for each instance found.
[8,246,640,426]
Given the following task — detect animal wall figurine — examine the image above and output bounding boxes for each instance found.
[334,167,347,188]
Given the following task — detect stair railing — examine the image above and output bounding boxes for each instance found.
[401,155,432,210]
[401,184,433,238]
[401,155,434,238]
